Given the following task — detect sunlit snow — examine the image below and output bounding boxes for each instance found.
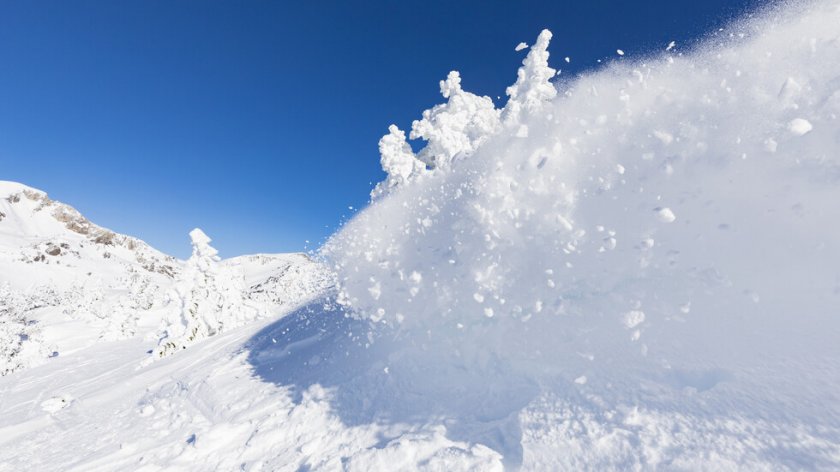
[3,1,840,470]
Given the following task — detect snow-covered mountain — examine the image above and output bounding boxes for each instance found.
[0,181,178,289]
[0,181,329,375]
[3,1,840,470]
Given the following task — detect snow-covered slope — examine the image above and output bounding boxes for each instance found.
[0,181,328,375]
[0,181,182,373]
[3,0,840,470]
[0,181,178,288]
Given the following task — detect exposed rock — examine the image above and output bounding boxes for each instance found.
[3,186,179,278]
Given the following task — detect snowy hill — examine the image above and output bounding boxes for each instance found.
[0,181,329,375]
[0,180,178,289]
[3,0,840,470]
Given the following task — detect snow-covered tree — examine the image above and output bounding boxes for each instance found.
[411,71,501,170]
[370,31,557,198]
[502,29,557,125]
[154,228,256,358]
[371,125,426,198]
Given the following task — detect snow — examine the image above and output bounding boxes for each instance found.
[514,42,528,51]
[3,0,840,470]
[655,207,676,223]
[787,117,813,135]
[322,1,840,467]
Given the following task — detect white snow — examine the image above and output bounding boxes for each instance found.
[787,117,813,135]
[655,207,676,223]
[3,1,840,470]
[515,42,528,51]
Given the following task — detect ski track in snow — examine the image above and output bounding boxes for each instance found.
[3,0,840,470]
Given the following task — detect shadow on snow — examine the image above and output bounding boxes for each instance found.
[244,298,539,467]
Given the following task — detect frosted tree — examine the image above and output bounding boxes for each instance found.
[371,31,556,197]
[0,283,27,375]
[0,283,51,375]
[155,228,256,358]
[371,124,426,199]
[411,71,501,170]
[502,29,557,125]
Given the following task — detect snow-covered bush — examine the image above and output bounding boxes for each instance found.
[0,283,53,375]
[155,228,256,357]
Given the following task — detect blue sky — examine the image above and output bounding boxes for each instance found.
[0,0,766,258]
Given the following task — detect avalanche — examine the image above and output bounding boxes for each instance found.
[2,0,840,470]
[324,0,840,468]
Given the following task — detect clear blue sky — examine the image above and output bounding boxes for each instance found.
[0,0,766,258]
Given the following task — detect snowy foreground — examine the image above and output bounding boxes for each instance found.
[4,1,840,470]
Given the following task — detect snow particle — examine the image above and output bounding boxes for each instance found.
[653,130,674,145]
[764,138,778,153]
[787,118,813,136]
[515,42,528,52]
[655,207,676,223]
[624,310,646,329]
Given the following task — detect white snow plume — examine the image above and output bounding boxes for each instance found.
[321,4,840,467]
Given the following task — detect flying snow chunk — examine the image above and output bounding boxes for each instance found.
[624,310,646,329]
[41,394,73,413]
[787,118,813,136]
[764,137,779,153]
[617,49,625,56]
[515,42,528,52]
[656,207,676,223]
[666,41,676,51]
[653,130,674,144]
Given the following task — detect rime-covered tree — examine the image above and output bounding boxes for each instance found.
[155,228,256,358]
[371,124,426,198]
[502,29,557,125]
[411,71,501,170]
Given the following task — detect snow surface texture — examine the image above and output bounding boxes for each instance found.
[3,1,840,470]
[324,1,840,468]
